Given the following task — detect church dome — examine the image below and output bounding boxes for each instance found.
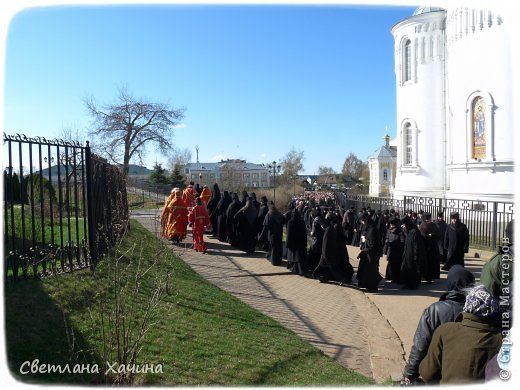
[413,6,445,16]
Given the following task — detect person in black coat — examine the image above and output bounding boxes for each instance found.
[341,209,355,246]
[207,183,221,237]
[234,197,258,254]
[226,193,242,247]
[402,265,475,384]
[307,209,326,272]
[286,209,308,275]
[383,217,404,283]
[313,213,354,285]
[259,201,285,266]
[356,212,383,291]
[216,191,232,242]
[418,212,441,281]
[256,196,269,251]
[443,212,470,270]
[433,211,448,264]
[400,215,426,289]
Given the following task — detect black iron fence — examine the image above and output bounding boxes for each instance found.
[3,133,128,282]
[126,176,170,205]
[336,191,514,250]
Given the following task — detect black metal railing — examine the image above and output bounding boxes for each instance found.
[336,191,514,250]
[3,133,129,282]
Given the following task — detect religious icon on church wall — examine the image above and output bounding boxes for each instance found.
[472,97,486,159]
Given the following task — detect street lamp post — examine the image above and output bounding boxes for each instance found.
[267,161,281,204]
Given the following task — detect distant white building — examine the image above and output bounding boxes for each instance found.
[383,6,514,202]
[368,134,397,197]
[184,159,271,190]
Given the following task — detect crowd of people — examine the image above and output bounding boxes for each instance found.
[160,183,513,384]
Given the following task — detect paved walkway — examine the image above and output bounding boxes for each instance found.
[131,209,491,384]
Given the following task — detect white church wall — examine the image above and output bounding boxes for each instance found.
[392,10,446,199]
[445,8,514,201]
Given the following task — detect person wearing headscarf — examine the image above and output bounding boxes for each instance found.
[419,285,502,384]
[207,183,221,237]
[286,209,308,275]
[402,265,475,385]
[200,185,212,207]
[356,212,383,291]
[443,211,470,270]
[400,215,427,289]
[418,212,441,281]
[163,188,188,244]
[259,201,285,266]
[216,191,232,242]
[188,196,211,253]
[183,183,196,208]
[383,217,404,283]
[226,193,242,247]
[234,197,258,254]
[313,212,354,285]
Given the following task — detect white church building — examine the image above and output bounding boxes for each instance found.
[369,6,514,202]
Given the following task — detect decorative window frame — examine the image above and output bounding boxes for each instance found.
[465,90,496,162]
[399,118,420,172]
[400,37,413,85]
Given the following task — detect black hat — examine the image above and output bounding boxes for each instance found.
[450,212,460,219]
[423,212,432,220]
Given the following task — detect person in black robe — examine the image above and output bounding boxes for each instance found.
[418,212,441,281]
[307,208,325,272]
[207,183,221,237]
[384,217,404,282]
[226,193,242,247]
[400,216,427,289]
[351,209,365,246]
[259,201,284,266]
[240,190,248,207]
[433,211,448,264]
[216,191,232,242]
[443,212,470,271]
[250,192,260,213]
[313,213,354,285]
[356,213,383,291]
[234,197,258,254]
[342,209,355,246]
[256,196,269,251]
[286,209,308,275]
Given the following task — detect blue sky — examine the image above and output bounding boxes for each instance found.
[3,3,416,174]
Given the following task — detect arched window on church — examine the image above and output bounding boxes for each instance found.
[403,39,412,82]
[404,122,413,165]
[472,97,486,159]
[383,168,388,182]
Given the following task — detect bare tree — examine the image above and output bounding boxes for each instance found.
[85,87,186,179]
[279,147,304,184]
[167,147,192,171]
[318,166,336,176]
[341,152,367,179]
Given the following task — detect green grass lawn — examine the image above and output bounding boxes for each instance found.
[5,220,374,386]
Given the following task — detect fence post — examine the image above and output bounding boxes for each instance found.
[491,201,498,250]
[84,141,97,265]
